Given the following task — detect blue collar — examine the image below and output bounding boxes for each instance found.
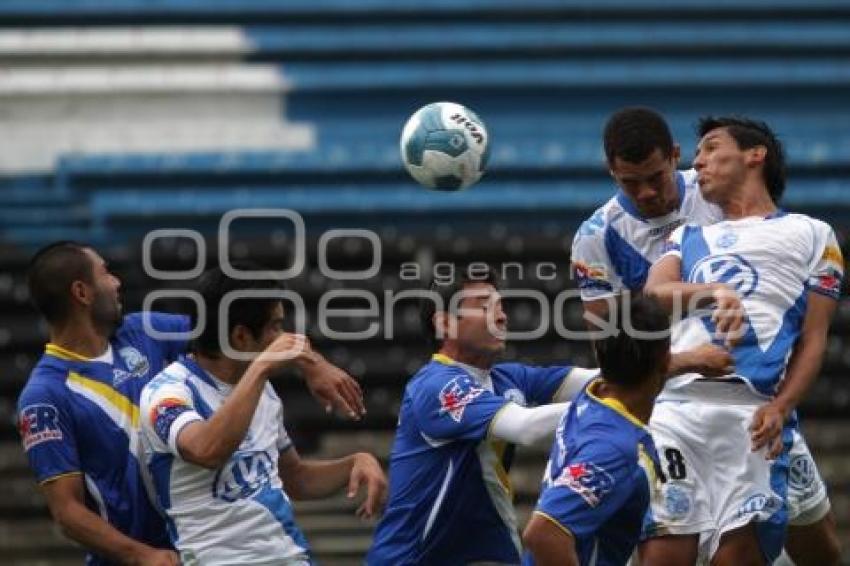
[181,356,224,392]
[616,171,686,222]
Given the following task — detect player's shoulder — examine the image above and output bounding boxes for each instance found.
[408,358,471,392]
[143,360,193,395]
[574,196,623,244]
[18,362,69,411]
[781,211,835,234]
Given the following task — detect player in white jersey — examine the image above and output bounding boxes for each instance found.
[641,116,843,564]
[572,108,840,565]
[140,265,386,565]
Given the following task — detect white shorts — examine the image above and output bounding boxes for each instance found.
[642,381,790,562]
[786,427,831,526]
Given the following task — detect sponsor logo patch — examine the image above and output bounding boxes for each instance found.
[150,397,192,444]
[664,485,692,518]
[553,461,615,507]
[19,404,63,450]
[438,377,484,423]
[789,454,816,490]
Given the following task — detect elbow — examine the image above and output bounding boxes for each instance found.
[522,522,546,557]
[182,442,231,470]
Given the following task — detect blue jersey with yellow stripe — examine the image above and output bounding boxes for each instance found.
[526,380,661,566]
[367,354,574,565]
[17,312,189,565]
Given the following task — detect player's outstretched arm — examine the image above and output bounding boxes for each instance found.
[297,352,365,419]
[489,402,570,446]
[751,291,838,457]
[174,333,311,469]
[278,446,387,519]
[523,512,579,566]
[667,343,735,378]
[40,475,178,566]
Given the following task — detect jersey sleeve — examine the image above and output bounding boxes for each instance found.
[535,439,637,541]
[571,218,621,301]
[807,223,844,300]
[660,225,686,261]
[128,312,192,362]
[17,383,80,483]
[494,363,573,405]
[410,369,509,442]
[140,376,203,455]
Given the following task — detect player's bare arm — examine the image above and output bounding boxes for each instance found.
[278,446,387,519]
[176,333,312,468]
[582,295,734,378]
[40,475,178,566]
[296,351,366,418]
[645,254,745,346]
[751,291,838,457]
[523,512,580,566]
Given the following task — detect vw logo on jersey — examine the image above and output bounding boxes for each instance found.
[715,231,738,249]
[689,254,759,298]
[213,451,274,502]
[789,455,816,490]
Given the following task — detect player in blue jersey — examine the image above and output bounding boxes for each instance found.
[139,265,386,565]
[17,243,367,565]
[367,265,598,565]
[642,117,843,565]
[17,242,186,565]
[523,294,669,566]
[573,108,840,565]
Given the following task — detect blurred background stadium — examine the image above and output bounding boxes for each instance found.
[0,0,849,564]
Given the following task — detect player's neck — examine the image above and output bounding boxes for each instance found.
[437,344,495,370]
[192,353,244,385]
[595,380,654,425]
[719,182,777,220]
[49,317,109,359]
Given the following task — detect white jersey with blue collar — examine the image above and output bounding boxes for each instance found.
[661,211,844,397]
[572,169,723,299]
[139,358,310,565]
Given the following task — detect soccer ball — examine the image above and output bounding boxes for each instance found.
[400,101,490,191]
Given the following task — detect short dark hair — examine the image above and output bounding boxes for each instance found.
[604,107,675,164]
[593,294,670,388]
[697,116,786,204]
[420,264,500,346]
[192,262,286,357]
[27,241,95,324]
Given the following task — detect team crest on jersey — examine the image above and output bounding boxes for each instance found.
[18,404,63,450]
[213,451,275,502]
[438,377,484,422]
[689,253,759,298]
[553,461,614,507]
[814,268,842,298]
[119,347,150,379]
[715,231,738,249]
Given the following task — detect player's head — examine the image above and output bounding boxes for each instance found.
[592,294,670,391]
[192,263,286,360]
[604,106,681,218]
[694,116,786,205]
[27,241,122,332]
[421,264,507,362]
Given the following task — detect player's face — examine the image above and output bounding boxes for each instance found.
[84,248,122,331]
[453,283,507,356]
[609,147,681,218]
[254,302,286,351]
[693,128,748,203]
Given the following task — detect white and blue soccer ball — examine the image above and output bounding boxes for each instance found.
[400,101,490,191]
